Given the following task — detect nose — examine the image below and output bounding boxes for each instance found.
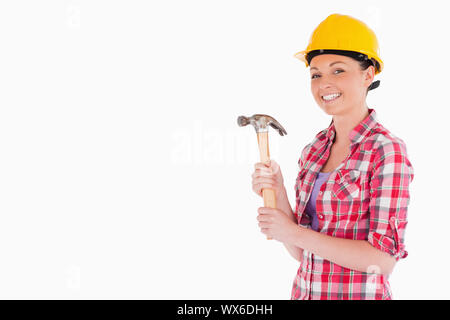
[318,75,335,90]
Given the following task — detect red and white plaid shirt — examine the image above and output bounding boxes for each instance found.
[291,108,414,300]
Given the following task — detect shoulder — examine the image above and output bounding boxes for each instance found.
[365,123,410,158]
[365,123,414,180]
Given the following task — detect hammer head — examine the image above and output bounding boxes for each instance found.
[237,114,287,136]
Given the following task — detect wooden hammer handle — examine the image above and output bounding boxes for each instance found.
[257,131,276,240]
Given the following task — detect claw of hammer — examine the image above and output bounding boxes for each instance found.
[237,114,287,136]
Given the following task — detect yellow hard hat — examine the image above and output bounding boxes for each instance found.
[294,13,384,75]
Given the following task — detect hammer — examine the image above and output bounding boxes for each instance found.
[237,114,287,240]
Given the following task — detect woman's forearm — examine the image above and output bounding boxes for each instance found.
[292,226,396,275]
[277,188,303,262]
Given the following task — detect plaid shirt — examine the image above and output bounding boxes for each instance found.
[291,108,414,300]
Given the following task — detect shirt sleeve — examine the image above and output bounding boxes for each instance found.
[367,140,414,261]
[293,143,311,222]
[297,143,311,169]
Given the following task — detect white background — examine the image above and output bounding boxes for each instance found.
[0,0,447,299]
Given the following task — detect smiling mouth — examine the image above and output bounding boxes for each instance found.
[321,93,342,102]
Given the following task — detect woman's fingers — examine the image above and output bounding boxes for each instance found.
[254,162,281,180]
[258,222,270,228]
[254,184,275,192]
[252,176,275,185]
[252,161,283,198]
[253,180,276,191]
[257,211,273,235]
[254,161,271,169]
[253,185,274,196]
[252,168,273,179]
[252,174,279,197]
[254,160,279,173]
[257,211,274,220]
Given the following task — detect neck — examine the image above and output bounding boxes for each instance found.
[332,105,369,146]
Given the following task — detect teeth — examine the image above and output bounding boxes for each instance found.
[322,93,341,101]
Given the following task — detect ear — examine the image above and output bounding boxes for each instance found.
[364,65,375,88]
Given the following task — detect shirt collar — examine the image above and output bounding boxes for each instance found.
[324,108,378,146]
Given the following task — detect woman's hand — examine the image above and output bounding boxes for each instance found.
[257,207,300,245]
[252,160,285,199]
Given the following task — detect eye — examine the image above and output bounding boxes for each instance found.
[311,69,344,79]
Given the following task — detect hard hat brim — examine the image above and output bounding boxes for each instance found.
[293,49,383,75]
[293,50,308,66]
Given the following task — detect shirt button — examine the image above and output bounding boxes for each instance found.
[318,214,324,219]
[318,191,323,195]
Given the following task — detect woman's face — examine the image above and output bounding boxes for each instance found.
[309,54,374,116]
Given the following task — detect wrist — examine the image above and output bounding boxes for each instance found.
[276,187,289,210]
[292,224,306,248]
[277,185,288,200]
[288,223,304,247]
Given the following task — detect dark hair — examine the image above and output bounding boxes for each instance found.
[358,58,380,94]
[306,49,381,94]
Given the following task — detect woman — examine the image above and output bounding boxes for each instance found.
[252,13,414,300]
